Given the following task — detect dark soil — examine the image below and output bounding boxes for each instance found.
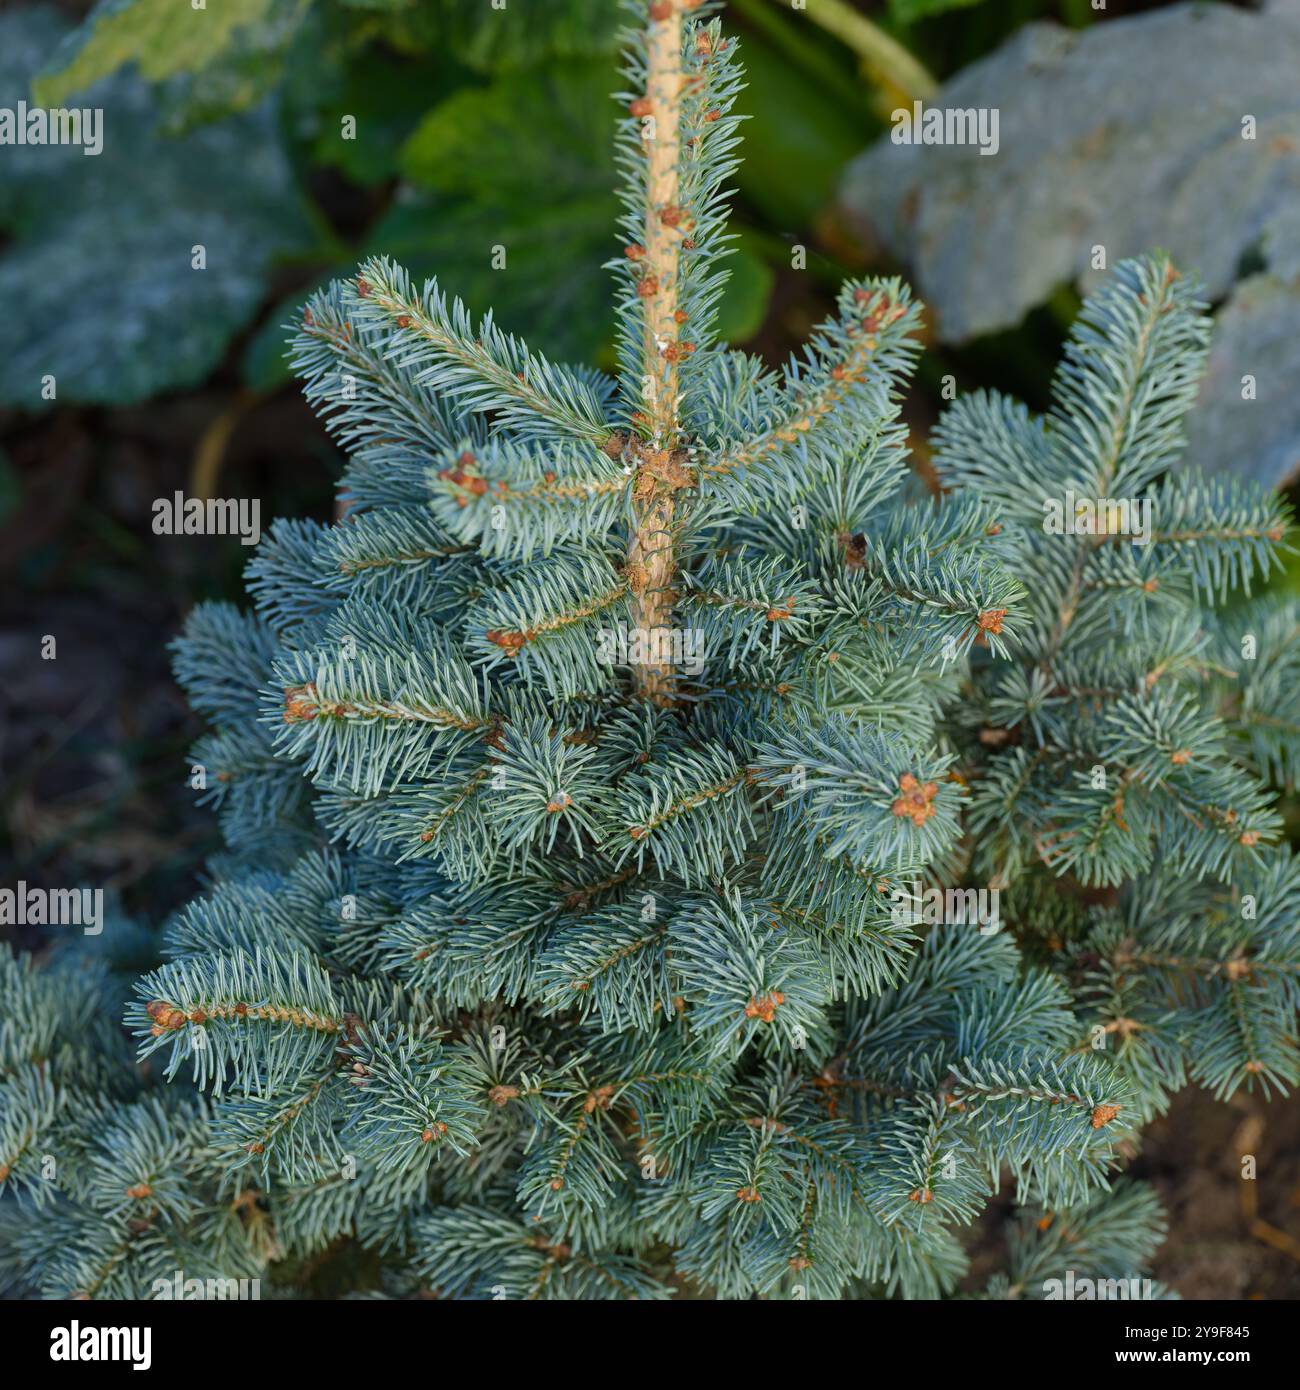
[1139,1087,1300,1299]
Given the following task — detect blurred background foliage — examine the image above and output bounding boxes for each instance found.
[2,0,1299,1296]
[4,0,1300,943]
[7,0,1240,406]
[4,0,1298,480]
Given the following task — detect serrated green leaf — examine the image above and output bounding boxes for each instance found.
[399,58,618,202]
[390,59,622,364]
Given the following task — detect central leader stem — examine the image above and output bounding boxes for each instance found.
[627,4,687,706]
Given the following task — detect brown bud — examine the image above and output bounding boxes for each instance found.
[486,628,527,655]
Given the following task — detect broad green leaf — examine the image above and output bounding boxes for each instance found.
[309,48,445,185]
[32,0,303,107]
[154,0,317,131]
[732,25,872,228]
[0,7,314,408]
[714,237,776,346]
[251,54,630,383]
[345,0,623,73]
[371,189,620,366]
[399,58,618,202]
[394,58,621,364]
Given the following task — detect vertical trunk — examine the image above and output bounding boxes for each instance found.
[627,5,686,705]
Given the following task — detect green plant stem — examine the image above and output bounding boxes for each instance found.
[796,0,937,101]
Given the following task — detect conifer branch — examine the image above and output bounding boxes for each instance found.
[625,2,694,704]
[351,256,613,444]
